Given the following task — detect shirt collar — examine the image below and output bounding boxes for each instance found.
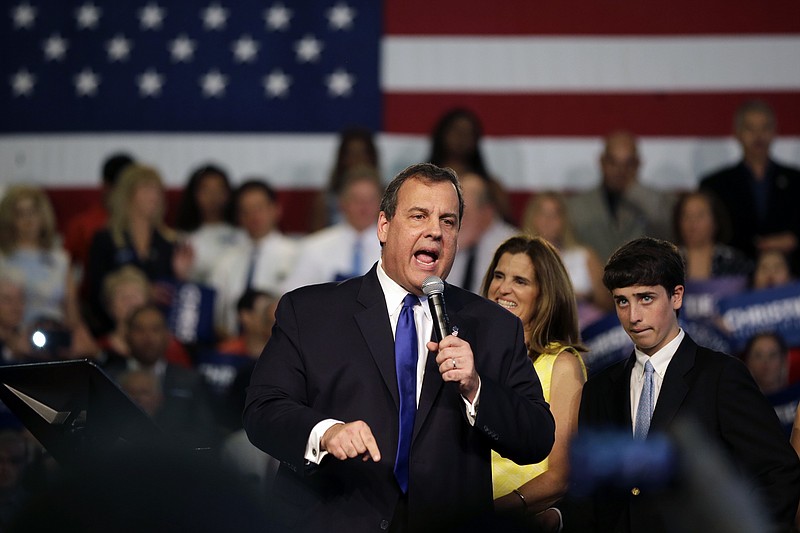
[251,230,282,248]
[376,259,430,320]
[634,328,684,379]
[127,358,167,379]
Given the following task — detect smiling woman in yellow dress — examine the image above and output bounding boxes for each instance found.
[481,235,587,531]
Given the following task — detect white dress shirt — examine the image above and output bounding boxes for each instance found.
[630,328,685,436]
[304,260,479,464]
[209,231,298,336]
[185,223,246,284]
[280,222,381,293]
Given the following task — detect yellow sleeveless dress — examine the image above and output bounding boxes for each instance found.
[491,342,586,499]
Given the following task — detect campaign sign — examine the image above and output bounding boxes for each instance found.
[717,283,800,352]
[682,276,748,322]
[194,349,253,397]
[678,318,733,354]
[581,313,632,377]
[164,282,217,345]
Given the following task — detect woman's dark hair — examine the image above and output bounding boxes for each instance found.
[101,153,135,187]
[480,235,585,358]
[428,108,489,178]
[175,164,233,231]
[328,127,379,195]
[672,190,733,246]
[741,331,788,363]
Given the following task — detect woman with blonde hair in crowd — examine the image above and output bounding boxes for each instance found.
[84,164,190,335]
[481,235,587,532]
[523,191,612,327]
[0,185,97,357]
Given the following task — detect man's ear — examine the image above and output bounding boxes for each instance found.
[377,211,389,245]
[671,285,685,311]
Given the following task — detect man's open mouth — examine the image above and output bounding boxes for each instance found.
[414,249,439,266]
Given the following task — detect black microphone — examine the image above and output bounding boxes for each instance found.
[422,275,451,342]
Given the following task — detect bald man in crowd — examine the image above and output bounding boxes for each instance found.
[567,131,675,261]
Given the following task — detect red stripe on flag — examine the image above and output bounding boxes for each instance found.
[385,0,800,36]
[384,92,800,136]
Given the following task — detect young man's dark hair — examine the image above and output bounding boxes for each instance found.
[603,237,686,296]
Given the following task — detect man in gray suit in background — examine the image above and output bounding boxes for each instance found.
[567,131,675,261]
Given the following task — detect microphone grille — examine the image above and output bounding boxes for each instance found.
[422,276,445,296]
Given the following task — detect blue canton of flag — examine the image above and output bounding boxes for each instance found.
[2,1,381,133]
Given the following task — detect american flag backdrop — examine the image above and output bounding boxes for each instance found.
[1,0,799,191]
[3,1,381,132]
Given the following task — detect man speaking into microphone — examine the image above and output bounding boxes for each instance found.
[244,163,554,533]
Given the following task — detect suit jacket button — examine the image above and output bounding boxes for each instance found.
[380,519,389,530]
[631,487,641,496]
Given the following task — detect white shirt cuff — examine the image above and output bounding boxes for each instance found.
[304,418,343,464]
[462,378,481,426]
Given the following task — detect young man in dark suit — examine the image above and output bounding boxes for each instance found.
[574,237,800,532]
[244,163,555,532]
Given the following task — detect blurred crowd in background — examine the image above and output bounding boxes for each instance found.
[0,99,799,529]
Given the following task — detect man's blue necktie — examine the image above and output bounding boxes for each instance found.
[394,293,418,493]
[634,360,655,439]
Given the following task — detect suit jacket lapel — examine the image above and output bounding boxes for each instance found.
[612,354,637,431]
[651,336,695,431]
[354,267,399,409]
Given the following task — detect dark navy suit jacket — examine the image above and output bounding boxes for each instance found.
[244,264,555,532]
[575,334,800,532]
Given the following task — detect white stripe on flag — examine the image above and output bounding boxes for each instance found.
[4,133,799,190]
[382,36,800,92]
